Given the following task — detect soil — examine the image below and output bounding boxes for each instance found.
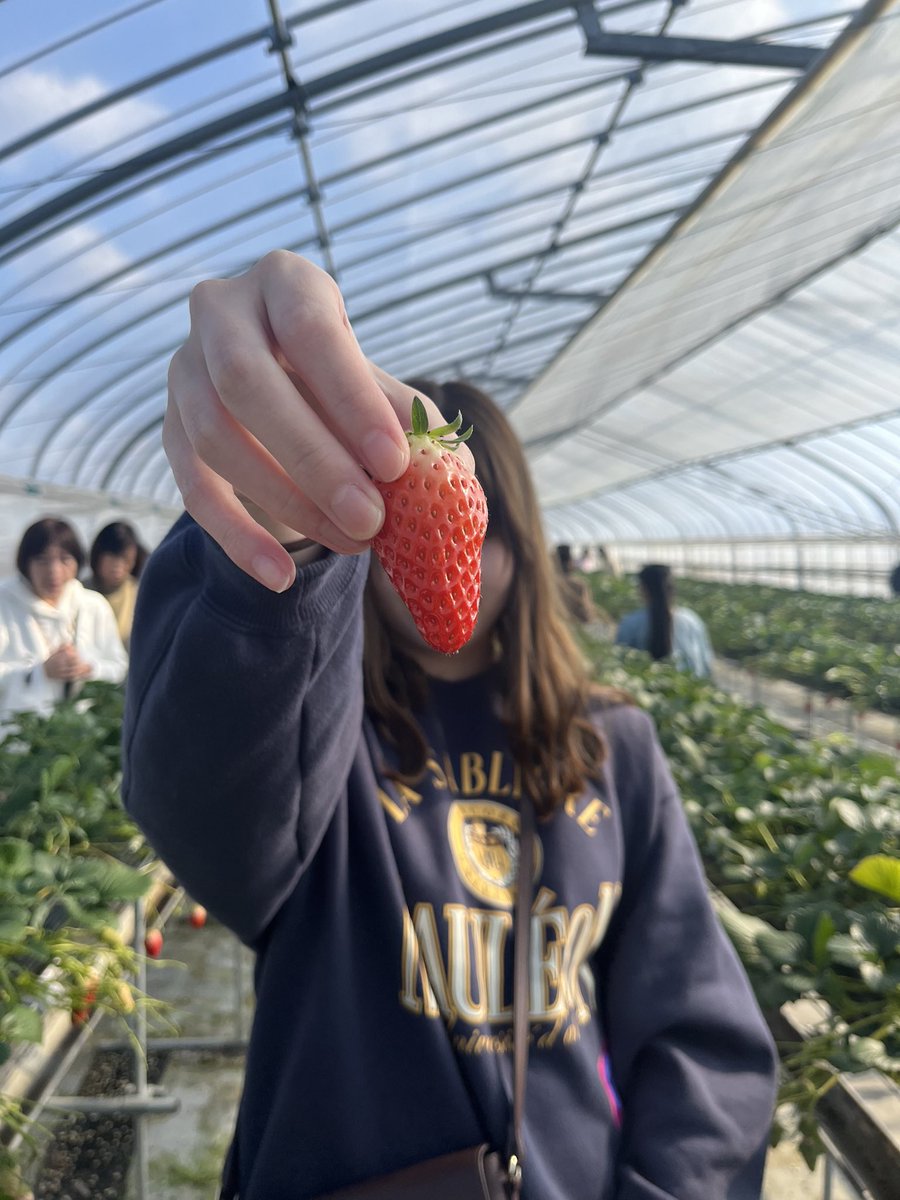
[32,1050,168,1200]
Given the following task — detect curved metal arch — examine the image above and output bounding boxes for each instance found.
[0,115,293,275]
[0,0,631,255]
[0,175,317,362]
[87,310,585,491]
[72,376,169,488]
[713,456,863,538]
[1,68,778,358]
[792,444,898,534]
[2,102,636,390]
[101,413,167,493]
[0,126,297,306]
[33,345,176,478]
[551,493,647,541]
[11,122,747,433]
[765,447,884,535]
[628,478,736,541]
[143,447,179,505]
[24,209,670,469]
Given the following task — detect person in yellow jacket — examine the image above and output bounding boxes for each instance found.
[0,518,128,727]
[87,522,148,648]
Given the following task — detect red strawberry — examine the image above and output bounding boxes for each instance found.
[373,396,488,654]
[189,904,207,929]
[71,980,97,1026]
[144,928,163,958]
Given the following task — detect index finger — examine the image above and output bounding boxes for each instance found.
[256,253,410,483]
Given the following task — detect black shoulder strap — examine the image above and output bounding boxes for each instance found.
[506,795,535,1196]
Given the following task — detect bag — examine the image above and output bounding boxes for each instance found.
[310,797,536,1200]
[314,1144,514,1199]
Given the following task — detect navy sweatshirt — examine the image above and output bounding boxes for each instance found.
[122,515,777,1200]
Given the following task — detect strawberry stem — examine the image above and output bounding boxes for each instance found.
[409,395,473,449]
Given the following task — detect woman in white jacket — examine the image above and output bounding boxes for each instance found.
[0,517,128,727]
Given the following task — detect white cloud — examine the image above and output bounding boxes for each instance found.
[3,221,142,306]
[0,66,166,159]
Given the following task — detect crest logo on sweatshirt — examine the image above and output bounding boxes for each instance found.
[447,801,542,907]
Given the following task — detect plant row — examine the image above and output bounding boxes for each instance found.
[586,573,900,714]
[582,635,900,1162]
[0,685,152,1198]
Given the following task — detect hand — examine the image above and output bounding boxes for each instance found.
[165,252,471,591]
[44,645,93,682]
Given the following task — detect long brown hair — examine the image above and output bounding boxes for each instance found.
[363,380,628,818]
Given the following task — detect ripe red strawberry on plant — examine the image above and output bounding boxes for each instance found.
[144,928,163,958]
[373,396,488,654]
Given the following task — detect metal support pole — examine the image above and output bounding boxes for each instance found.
[823,1150,835,1200]
[132,898,149,1200]
[266,0,338,279]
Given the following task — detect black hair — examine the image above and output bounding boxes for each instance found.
[891,563,900,597]
[638,563,674,661]
[16,517,85,577]
[555,544,573,575]
[89,521,148,578]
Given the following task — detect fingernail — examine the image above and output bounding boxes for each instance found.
[252,555,294,593]
[362,429,408,481]
[331,483,384,540]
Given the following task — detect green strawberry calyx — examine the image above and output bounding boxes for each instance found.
[409,394,473,451]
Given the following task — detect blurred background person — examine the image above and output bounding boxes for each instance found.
[0,517,128,726]
[890,562,900,597]
[554,542,598,626]
[616,563,713,679]
[87,521,147,648]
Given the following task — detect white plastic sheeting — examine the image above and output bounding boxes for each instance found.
[0,0,895,560]
[525,0,900,543]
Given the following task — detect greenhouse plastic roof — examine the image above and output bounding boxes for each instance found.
[0,0,897,546]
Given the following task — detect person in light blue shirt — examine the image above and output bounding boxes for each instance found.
[616,563,714,678]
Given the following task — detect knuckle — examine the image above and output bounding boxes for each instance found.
[188,419,220,468]
[207,338,256,397]
[257,248,297,276]
[188,277,225,317]
[282,436,332,486]
[276,294,340,345]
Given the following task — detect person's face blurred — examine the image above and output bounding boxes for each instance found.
[369,536,514,678]
[96,549,135,590]
[27,547,78,605]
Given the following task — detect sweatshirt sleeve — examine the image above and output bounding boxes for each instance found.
[121,515,369,945]
[598,706,778,1200]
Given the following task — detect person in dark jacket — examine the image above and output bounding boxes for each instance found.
[123,251,777,1200]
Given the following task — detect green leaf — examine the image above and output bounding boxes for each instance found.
[0,1004,43,1044]
[830,798,866,832]
[850,855,900,903]
[0,840,32,879]
[756,926,804,966]
[812,912,837,969]
[826,933,866,969]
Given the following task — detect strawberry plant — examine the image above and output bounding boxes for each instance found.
[373,396,488,654]
[580,635,900,1166]
[587,574,900,713]
[0,685,154,1193]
